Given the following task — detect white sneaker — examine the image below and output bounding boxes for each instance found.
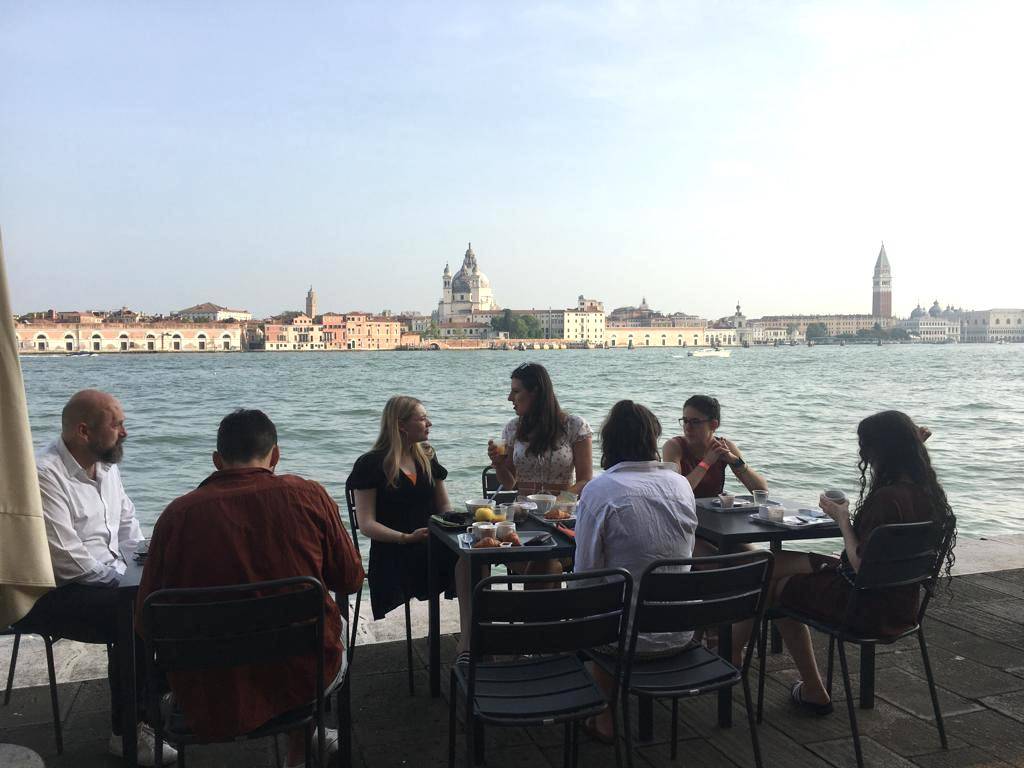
[107,722,178,766]
[283,726,339,768]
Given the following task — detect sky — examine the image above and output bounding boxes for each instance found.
[2,0,1022,320]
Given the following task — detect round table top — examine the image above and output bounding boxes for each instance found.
[0,744,45,768]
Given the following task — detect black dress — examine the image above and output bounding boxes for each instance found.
[348,449,458,620]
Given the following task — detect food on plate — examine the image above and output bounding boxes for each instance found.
[545,508,573,520]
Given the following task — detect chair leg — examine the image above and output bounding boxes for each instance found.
[611,700,624,768]
[350,592,361,661]
[836,642,864,768]
[742,676,764,768]
[826,635,835,698]
[179,744,188,768]
[571,719,580,768]
[43,636,63,755]
[4,633,20,706]
[562,721,572,768]
[917,628,948,749]
[405,600,415,696]
[670,698,678,759]
[622,689,635,768]
[756,616,768,723]
[465,703,475,768]
[342,675,354,768]
[448,671,457,768]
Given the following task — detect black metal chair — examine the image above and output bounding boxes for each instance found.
[2,627,63,754]
[481,466,499,499]
[592,552,774,768]
[756,518,956,768]
[141,576,336,768]
[449,568,633,768]
[345,476,417,695]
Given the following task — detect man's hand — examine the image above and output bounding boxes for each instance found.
[917,426,932,443]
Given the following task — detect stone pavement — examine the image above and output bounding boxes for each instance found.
[2,568,1023,767]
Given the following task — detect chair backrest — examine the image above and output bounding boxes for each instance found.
[142,576,325,675]
[471,569,632,658]
[344,475,360,548]
[481,466,500,498]
[853,521,944,591]
[632,551,775,638]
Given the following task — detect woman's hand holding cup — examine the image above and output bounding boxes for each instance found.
[818,494,849,524]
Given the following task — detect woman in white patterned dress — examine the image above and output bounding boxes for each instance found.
[487,362,593,496]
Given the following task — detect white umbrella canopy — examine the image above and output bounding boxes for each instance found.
[0,228,55,626]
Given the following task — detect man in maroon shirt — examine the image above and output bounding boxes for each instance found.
[136,409,364,767]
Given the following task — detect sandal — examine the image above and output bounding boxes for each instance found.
[582,717,615,745]
[790,681,833,716]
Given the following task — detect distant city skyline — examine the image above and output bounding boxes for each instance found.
[3,1,1022,317]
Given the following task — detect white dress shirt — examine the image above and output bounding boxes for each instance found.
[36,438,144,586]
[574,461,698,654]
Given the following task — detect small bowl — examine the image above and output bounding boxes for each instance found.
[465,498,496,516]
[527,494,557,515]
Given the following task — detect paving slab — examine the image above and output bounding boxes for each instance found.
[945,709,1024,766]
[911,746,1015,768]
[806,735,919,768]
[979,690,1024,725]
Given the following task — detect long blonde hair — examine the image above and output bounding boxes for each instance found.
[372,396,436,488]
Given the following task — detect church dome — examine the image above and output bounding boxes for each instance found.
[910,304,926,319]
[451,243,490,293]
[929,300,942,317]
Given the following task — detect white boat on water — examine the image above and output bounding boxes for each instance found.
[687,347,731,358]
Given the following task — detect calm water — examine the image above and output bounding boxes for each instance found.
[19,345,1024,553]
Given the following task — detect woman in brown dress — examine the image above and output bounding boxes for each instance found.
[737,410,955,714]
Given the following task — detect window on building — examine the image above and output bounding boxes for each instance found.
[173,334,181,351]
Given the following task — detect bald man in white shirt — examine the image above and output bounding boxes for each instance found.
[15,389,176,765]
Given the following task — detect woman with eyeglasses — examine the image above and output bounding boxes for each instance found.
[662,394,767,497]
[350,396,472,653]
[487,362,593,496]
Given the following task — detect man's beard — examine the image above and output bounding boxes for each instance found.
[93,438,125,464]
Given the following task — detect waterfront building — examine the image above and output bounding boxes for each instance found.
[436,243,499,323]
[605,322,709,348]
[758,314,894,338]
[174,302,253,323]
[607,298,702,328]
[872,242,892,318]
[261,311,404,351]
[461,307,607,346]
[900,303,961,343]
[961,309,1024,343]
[16,322,242,353]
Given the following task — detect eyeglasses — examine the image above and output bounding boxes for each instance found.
[679,417,710,427]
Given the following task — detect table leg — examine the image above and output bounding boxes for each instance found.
[428,531,441,698]
[117,592,137,765]
[638,696,654,742]
[769,541,782,654]
[859,645,875,709]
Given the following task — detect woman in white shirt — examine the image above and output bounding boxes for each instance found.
[486,362,592,496]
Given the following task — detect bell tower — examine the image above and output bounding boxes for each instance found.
[872,243,892,318]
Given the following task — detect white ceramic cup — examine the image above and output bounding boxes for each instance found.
[468,522,496,541]
[766,505,785,523]
[496,521,517,542]
[718,493,735,509]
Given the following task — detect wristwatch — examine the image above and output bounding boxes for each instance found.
[730,457,746,470]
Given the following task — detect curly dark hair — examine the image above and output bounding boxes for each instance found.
[510,362,566,457]
[855,410,956,582]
